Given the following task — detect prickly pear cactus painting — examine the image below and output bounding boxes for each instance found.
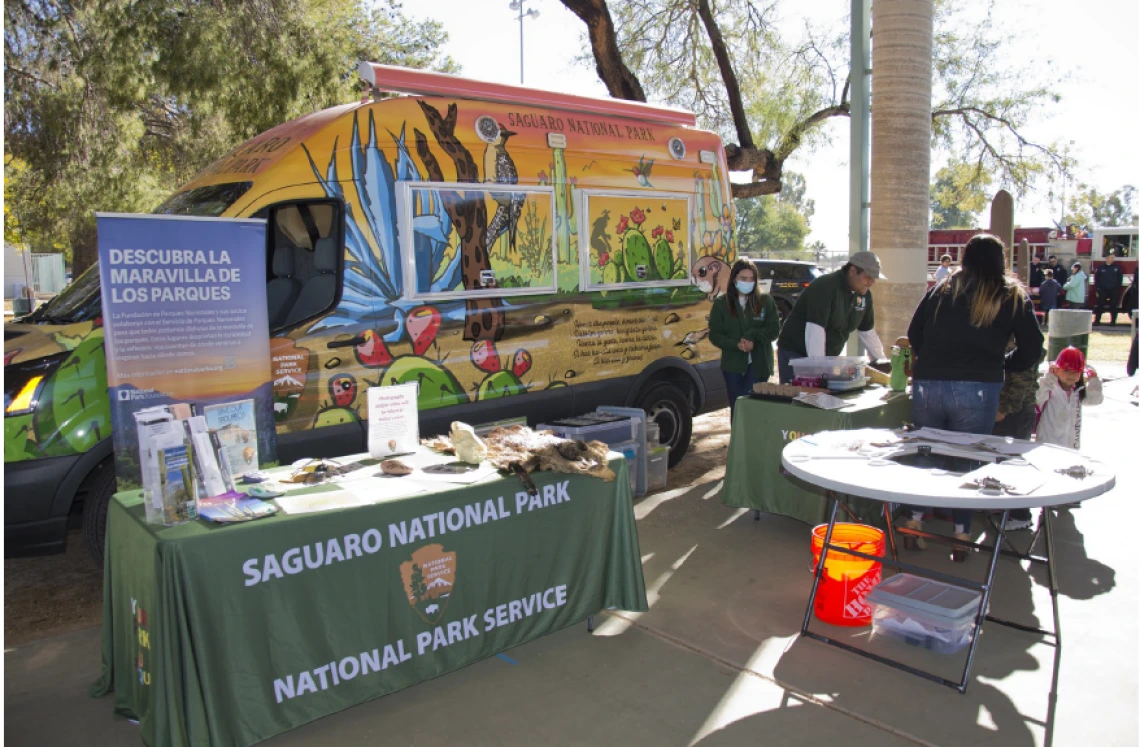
[590,199,690,290]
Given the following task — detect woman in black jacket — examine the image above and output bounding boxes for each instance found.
[902,234,1045,561]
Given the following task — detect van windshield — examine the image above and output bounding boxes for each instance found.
[155,182,253,216]
[25,263,102,324]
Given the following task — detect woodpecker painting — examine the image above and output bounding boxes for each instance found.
[483,123,524,255]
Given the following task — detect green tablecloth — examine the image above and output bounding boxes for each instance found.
[92,458,646,747]
[722,386,913,527]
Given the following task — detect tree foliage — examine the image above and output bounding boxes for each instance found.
[930,159,992,228]
[1062,185,1138,231]
[561,0,1068,204]
[734,171,812,257]
[4,0,456,270]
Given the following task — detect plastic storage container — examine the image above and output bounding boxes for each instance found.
[646,445,669,492]
[536,415,635,446]
[595,406,649,498]
[789,356,867,385]
[611,440,641,495]
[646,422,661,447]
[866,573,982,655]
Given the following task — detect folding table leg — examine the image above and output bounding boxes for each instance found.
[1043,507,1062,648]
[955,510,1009,693]
[800,496,840,636]
[882,503,899,564]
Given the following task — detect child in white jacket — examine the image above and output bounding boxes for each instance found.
[1036,346,1103,449]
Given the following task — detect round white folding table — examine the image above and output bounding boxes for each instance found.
[781,427,1116,693]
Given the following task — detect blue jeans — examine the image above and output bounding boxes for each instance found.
[723,363,758,419]
[777,347,804,384]
[908,379,1004,532]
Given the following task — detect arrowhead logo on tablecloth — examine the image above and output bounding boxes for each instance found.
[400,543,457,625]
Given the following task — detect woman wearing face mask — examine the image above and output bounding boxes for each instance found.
[709,259,780,418]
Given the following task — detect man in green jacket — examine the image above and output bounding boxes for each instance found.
[709,260,781,416]
[776,251,888,383]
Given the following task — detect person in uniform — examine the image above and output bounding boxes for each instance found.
[776,251,887,384]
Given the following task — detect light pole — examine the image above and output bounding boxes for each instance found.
[509,0,540,85]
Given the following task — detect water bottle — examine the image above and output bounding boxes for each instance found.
[890,346,908,392]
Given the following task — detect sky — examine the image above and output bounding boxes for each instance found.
[406,0,1140,259]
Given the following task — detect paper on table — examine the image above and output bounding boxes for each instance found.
[274,491,369,515]
[793,392,851,410]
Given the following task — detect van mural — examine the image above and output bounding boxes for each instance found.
[5,64,736,560]
[257,97,735,437]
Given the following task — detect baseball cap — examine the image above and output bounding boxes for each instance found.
[1053,347,1085,372]
[850,251,886,280]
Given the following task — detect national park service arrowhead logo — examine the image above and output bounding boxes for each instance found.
[400,543,456,625]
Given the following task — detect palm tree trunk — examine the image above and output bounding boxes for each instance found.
[870,0,934,347]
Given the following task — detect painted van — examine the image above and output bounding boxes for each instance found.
[4,64,737,559]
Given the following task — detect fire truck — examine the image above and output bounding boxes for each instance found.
[927,226,1137,306]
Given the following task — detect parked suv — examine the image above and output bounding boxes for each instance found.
[742,258,824,319]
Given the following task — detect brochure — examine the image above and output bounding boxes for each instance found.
[204,399,259,477]
[184,416,231,498]
[368,383,419,458]
[198,495,279,523]
[156,440,198,525]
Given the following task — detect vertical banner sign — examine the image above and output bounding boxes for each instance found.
[96,214,277,488]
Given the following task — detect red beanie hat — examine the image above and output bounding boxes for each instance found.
[1053,346,1085,372]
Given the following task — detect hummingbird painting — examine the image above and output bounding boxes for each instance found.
[630,155,655,188]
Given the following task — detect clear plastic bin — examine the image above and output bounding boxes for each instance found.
[536,416,635,446]
[646,445,669,491]
[646,422,661,447]
[789,356,867,382]
[827,376,869,392]
[866,573,981,655]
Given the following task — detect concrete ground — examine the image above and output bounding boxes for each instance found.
[6,374,1137,746]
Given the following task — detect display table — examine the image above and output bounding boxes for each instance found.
[722,386,913,526]
[91,454,647,747]
[782,428,1116,693]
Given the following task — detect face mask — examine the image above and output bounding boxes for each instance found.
[735,280,755,294]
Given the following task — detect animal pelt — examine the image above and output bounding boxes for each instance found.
[423,425,615,495]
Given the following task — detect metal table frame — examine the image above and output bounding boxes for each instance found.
[801,491,1062,694]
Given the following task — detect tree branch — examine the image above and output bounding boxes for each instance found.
[694,0,752,150]
[730,180,782,199]
[773,103,849,162]
[559,0,647,101]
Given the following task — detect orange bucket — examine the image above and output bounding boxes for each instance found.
[810,523,884,627]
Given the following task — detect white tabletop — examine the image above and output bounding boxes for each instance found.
[780,428,1115,510]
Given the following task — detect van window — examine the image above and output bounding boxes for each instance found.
[580,191,692,289]
[402,183,556,300]
[260,200,344,330]
[155,182,253,217]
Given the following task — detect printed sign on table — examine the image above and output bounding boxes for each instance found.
[97,214,277,488]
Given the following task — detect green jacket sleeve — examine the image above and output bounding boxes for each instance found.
[748,295,781,344]
[708,298,738,352]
